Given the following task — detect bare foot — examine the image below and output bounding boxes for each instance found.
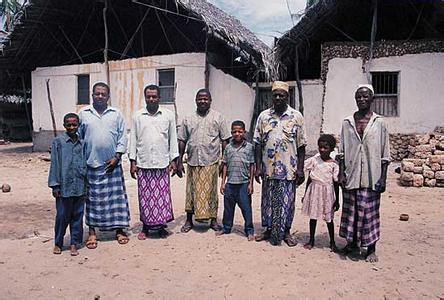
[53,246,62,255]
[366,252,379,263]
[303,242,313,250]
[70,245,79,256]
[247,234,255,241]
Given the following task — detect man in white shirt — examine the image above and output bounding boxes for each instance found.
[129,84,179,239]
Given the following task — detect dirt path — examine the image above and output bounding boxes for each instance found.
[0,143,443,299]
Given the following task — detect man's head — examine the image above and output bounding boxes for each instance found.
[144,84,160,112]
[92,82,110,110]
[355,84,374,112]
[271,81,289,113]
[63,112,79,136]
[195,88,212,114]
[231,120,246,143]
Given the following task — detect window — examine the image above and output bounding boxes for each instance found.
[371,72,399,117]
[158,69,175,103]
[77,74,90,105]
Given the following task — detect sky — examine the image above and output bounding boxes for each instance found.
[207,0,307,46]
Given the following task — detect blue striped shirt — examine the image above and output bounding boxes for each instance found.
[223,140,255,184]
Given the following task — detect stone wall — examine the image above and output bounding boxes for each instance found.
[390,134,416,161]
[399,132,444,187]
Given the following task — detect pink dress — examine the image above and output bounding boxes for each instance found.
[301,154,339,222]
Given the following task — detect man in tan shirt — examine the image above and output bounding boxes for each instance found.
[176,89,230,232]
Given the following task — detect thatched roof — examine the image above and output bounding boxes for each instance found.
[0,0,272,93]
[0,94,30,104]
[274,0,444,80]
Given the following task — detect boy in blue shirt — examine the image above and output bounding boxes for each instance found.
[48,113,87,256]
[216,120,255,240]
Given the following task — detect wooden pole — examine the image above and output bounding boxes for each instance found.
[103,0,110,87]
[21,75,33,139]
[295,46,304,115]
[45,79,57,137]
[204,28,210,89]
[366,0,378,83]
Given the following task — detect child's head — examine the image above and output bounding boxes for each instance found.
[231,120,246,142]
[63,113,80,135]
[317,134,336,157]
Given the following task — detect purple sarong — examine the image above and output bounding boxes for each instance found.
[138,168,174,227]
[339,188,380,247]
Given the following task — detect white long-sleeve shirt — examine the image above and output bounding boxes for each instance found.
[129,107,179,169]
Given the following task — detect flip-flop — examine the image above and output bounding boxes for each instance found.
[86,235,98,249]
[70,248,79,256]
[180,222,193,233]
[137,231,147,240]
[116,233,129,244]
[53,246,62,255]
[284,235,298,247]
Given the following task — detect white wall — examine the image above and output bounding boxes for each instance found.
[209,65,255,132]
[294,80,324,153]
[31,53,257,150]
[322,53,444,134]
[32,53,206,133]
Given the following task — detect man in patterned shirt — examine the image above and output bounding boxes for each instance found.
[254,81,307,246]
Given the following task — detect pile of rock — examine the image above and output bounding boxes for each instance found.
[399,133,444,187]
[389,133,416,161]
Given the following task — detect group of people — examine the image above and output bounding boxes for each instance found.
[48,80,390,263]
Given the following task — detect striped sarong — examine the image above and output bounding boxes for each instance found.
[138,168,174,227]
[261,178,296,243]
[86,165,130,230]
[339,188,380,247]
[185,163,218,220]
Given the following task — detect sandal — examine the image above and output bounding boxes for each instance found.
[284,234,298,247]
[86,235,98,249]
[70,246,79,256]
[255,230,270,242]
[53,246,62,255]
[180,221,193,233]
[137,231,147,240]
[116,232,129,244]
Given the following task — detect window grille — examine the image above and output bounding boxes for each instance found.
[158,69,175,103]
[77,74,90,105]
[371,72,399,117]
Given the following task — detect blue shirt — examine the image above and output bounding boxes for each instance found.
[48,132,87,197]
[222,140,255,184]
[78,105,127,168]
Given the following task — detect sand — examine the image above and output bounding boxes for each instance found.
[0,142,443,299]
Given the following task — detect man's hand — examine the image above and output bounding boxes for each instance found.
[375,177,387,193]
[295,169,305,185]
[247,183,254,195]
[130,161,138,179]
[105,156,119,173]
[338,172,347,187]
[169,160,177,174]
[52,189,61,198]
[220,183,225,195]
[219,163,224,178]
[334,200,340,211]
[173,161,185,178]
[254,168,263,184]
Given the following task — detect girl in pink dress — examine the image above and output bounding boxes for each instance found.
[301,134,340,251]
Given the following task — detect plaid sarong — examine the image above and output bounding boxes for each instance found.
[339,188,380,247]
[86,165,130,230]
[138,168,174,227]
[185,163,219,220]
[261,178,296,243]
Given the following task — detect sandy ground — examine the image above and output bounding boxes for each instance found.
[0,142,443,299]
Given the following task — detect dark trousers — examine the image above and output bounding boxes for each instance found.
[222,183,254,236]
[55,196,85,247]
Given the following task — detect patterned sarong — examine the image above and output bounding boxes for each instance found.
[339,188,380,247]
[185,163,218,220]
[138,168,174,227]
[261,178,296,242]
[86,165,130,230]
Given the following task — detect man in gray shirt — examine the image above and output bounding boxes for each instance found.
[176,89,230,232]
